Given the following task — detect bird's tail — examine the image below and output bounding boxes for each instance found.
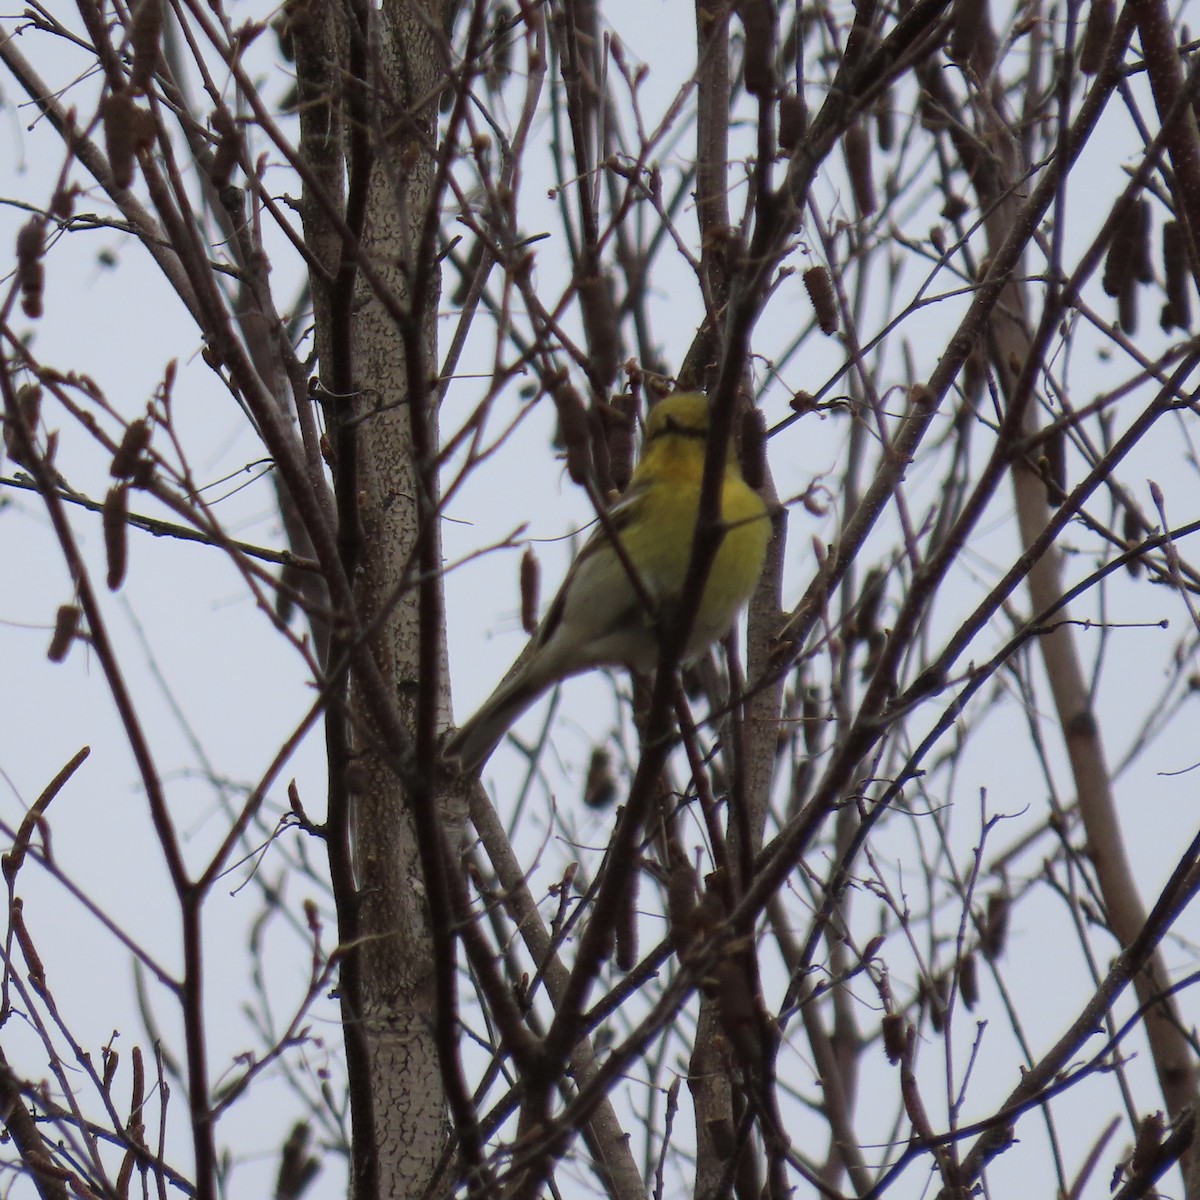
[444,673,545,774]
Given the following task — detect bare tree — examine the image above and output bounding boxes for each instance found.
[3,1,1200,1198]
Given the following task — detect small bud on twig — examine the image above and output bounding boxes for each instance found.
[103,485,129,591]
[949,0,984,64]
[736,0,776,97]
[578,271,618,390]
[666,855,698,956]
[980,890,1010,962]
[103,90,141,190]
[210,108,241,188]
[1131,1112,1166,1175]
[958,951,979,1010]
[778,93,806,151]
[111,418,152,479]
[882,1012,907,1064]
[129,0,163,94]
[843,123,876,218]
[1080,0,1116,75]
[1132,198,1153,284]
[12,899,46,992]
[519,546,539,635]
[852,566,886,643]
[1123,506,1148,577]
[16,219,45,319]
[582,747,617,809]
[874,89,894,151]
[1161,220,1191,332]
[1041,423,1067,506]
[4,383,41,468]
[1102,197,1138,299]
[48,605,81,663]
[608,393,637,492]
[551,381,591,486]
[803,265,839,335]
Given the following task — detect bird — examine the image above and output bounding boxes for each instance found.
[446,391,771,773]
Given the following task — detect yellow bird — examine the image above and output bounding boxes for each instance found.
[447,391,771,773]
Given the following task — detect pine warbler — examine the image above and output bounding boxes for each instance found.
[447,391,771,772]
